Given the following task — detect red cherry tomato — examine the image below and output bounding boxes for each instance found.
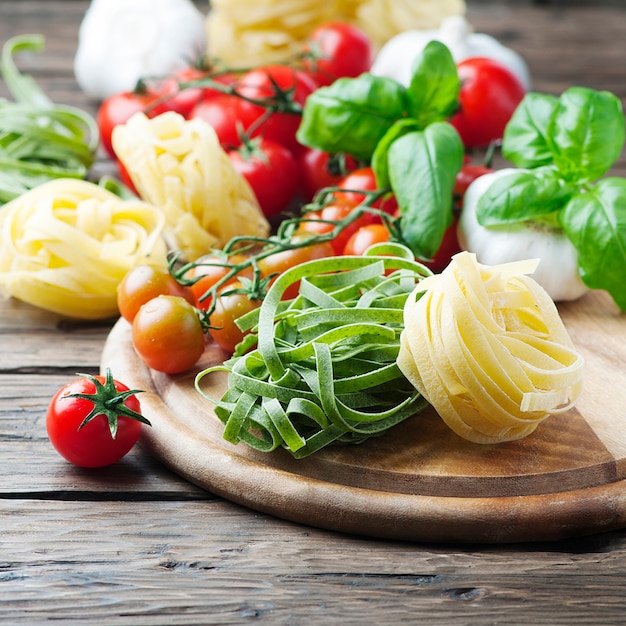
[187,253,253,310]
[97,89,158,158]
[117,264,193,323]
[132,295,205,374]
[47,370,146,468]
[297,147,358,201]
[334,167,398,216]
[190,94,249,149]
[235,65,317,151]
[152,66,212,118]
[297,200,375,255]
[453,163,494,211]
[343,224,391,256]
[258,236,335,299]
[209,282,261,354]
[301,22,374,86]
[449,57,526,148]
[228,138,300,218]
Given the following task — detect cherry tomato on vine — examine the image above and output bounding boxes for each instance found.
[258,235,335,299]
[132,295,205,374]
[334,167,398,216]
[449,57,526,148]
[235,65,317,152]
[190,94,250,149]
[343,224,391,256]
[47,369,149,468]
[297,200,375,255]
[97,89,158,158]
[453,163,494,211]
[187,252,253,310]
[297,147,358,201]
[228,138,300,218]
[153,66,213,118]
[301,22,374,86]
[117,264,193,323]
[209,281,261,354]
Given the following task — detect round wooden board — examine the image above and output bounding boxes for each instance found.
[101,289,626,544]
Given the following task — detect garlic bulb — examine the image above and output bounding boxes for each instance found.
[74,0,207,100]
[457,169,588,303]
[371,15,531,90]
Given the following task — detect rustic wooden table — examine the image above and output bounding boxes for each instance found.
[1,1,626,624]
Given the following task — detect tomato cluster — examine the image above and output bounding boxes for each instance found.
[97,22,373,219]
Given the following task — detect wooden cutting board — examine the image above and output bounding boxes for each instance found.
[101,289,626,544]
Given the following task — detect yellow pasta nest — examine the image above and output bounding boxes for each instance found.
[206,0,466,66]
[397,251,584,443]
[112,111,270,261]
[0,178,167,319]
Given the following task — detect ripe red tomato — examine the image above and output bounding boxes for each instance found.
[343,224,391,256]
[228,138,300,218]
[235,65,317,151]
[209,281,261,354]
[297,200,375,255]
[453,163,494,211]
[297,147,358,201]
[132,295,205,374]
[117,264,193,323]
[449,57,526,148]
[190,94,249,149]
[97,89,158,159]
[301,22,374,86]
[187,252,253,310]
[47,370,147,468]
[258,236,335,299]
[334,167,398,216]
[152,66,212,118]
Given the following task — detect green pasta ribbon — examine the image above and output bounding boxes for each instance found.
[195,244,431,458]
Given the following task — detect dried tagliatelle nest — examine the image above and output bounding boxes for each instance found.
[397,251,584,444]
[0,178,167,319]
[205,0,466,67]
[112,111,270,261]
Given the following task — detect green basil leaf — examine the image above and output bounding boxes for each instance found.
[406,40,460,127]
[296,74,408,160]
[502,92,558,168]
[476,166,574,226]
[388,122,464,259]
[547,86,625,183]
[561,177,626,310]
[372,118,421,189]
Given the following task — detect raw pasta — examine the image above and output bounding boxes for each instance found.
[112,111,270,261]
[0,178,167,319]
[397,251,584,443]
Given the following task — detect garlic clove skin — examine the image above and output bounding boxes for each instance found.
[371,15,532,91]
[74,0,207,101]
[457,169,589,303]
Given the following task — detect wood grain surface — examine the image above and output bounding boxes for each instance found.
[3,1,626,624]
[101,290,626,543]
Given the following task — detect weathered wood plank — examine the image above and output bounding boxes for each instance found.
[1,499,626,625]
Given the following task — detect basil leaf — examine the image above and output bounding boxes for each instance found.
[388,122,464,259]
[372,118,421,189]
[561,177,626,310]
[296,74,408,160]
[406,40,460,127]
[476,166,574,226]
[502,92,558,168]
[547,86,625,183]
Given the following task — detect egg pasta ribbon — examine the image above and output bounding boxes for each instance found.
[397,251,584,443]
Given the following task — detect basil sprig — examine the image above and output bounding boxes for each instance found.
[296,41,464,261]
[477,86,626,310]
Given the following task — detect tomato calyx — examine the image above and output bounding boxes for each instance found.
[64,368,150,438]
